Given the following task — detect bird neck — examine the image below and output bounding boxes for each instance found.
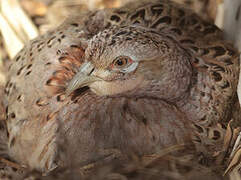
[144,54,194,104]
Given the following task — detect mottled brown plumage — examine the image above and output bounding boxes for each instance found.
[3,0,240,173]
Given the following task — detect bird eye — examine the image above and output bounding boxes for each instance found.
[112,56,132,69]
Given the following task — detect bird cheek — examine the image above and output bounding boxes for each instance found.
[89,76,147,96]
[92,69,111,79]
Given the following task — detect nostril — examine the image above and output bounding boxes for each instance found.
[88,68,95,75]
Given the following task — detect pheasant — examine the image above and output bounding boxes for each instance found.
[3,0,240,173]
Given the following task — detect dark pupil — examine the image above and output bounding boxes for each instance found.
[116,59,124,66]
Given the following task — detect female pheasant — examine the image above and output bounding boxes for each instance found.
[3,0,240,173]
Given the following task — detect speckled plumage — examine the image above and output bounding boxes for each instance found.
[3,0,240,173]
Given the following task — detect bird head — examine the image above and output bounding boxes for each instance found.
[66,26,193,101]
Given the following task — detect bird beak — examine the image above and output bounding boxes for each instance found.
[65,62,100,96]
